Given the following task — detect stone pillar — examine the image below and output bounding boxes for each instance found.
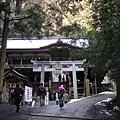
[40,63,45,86]
[86,79,90,96]
[49,80,52,89]
[72,63,78,99]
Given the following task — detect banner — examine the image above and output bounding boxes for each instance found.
[25,86,32,102]
[45,92,49,105]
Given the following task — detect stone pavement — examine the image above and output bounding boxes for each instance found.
[20,101,93,120]
[19,91,116,120]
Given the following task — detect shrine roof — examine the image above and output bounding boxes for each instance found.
[6,38,84,49]
[4,69,32,87]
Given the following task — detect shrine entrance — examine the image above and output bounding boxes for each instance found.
[2,69,32,104]
[31,60,86,99]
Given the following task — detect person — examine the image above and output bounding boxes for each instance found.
[38,83,46,107]
[55,91,59,105]
[14,84,24,112]
[62,75,65,82]
[63,91,69,104]
[48,87,52,101]
[57,85,66,109]
[63,84,67,90]
[58,74,61,82]
[58,84,66,92]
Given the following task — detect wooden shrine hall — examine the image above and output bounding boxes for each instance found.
[2,39,90,103]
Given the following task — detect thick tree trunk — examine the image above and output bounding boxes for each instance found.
[0,0,10,103]
[116,78,120,107]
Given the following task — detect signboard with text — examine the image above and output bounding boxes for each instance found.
[25,86,32,102]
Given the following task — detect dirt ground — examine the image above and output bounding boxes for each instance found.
[0,92,120,120]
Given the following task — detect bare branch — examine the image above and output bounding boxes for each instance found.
[10,15,32,21]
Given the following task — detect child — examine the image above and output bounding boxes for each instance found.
[64,91,69,104]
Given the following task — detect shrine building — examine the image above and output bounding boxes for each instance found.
[2,39,92,103]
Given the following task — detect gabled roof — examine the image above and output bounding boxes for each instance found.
[4,69,32,87]
[39,39,80,50]
[6,40,80,56]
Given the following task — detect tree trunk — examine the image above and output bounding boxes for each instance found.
[116,78,120,107]
[83,62,89,97]
[0,0,10,103]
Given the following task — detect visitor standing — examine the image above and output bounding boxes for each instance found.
[14,84,24,112]
[38,83,46,106]
[57,85,66,109]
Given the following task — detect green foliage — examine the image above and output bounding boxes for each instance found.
[12,3,54,38]
[88,0,120,80]
[0,1,54,38]
[0,2,6,12]
[61,23,87,39]
[45,0,93,36]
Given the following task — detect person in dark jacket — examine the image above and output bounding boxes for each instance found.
[38,83,46,106]
[14,84,24,112]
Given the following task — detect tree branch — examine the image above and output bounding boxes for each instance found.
[10,15,32,21]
